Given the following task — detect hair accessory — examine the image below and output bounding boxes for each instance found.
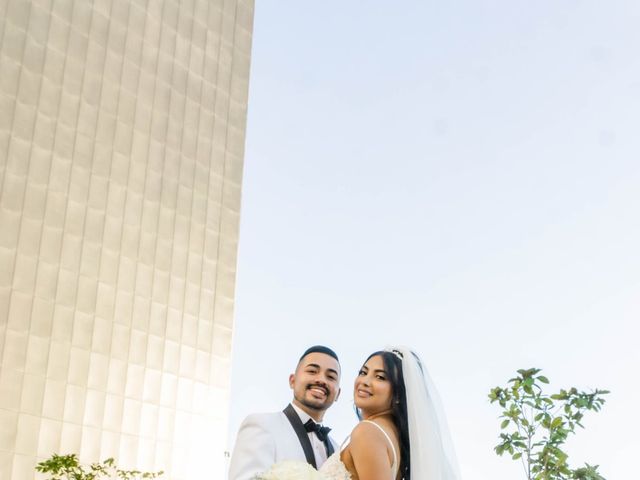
[385,348,404,360]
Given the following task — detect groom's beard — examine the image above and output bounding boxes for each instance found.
[296,383,331,411]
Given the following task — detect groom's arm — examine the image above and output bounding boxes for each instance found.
[228,414,276,480]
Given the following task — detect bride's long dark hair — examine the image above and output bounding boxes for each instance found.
[357,350,411,480]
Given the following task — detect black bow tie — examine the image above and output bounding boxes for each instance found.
[304,419,331,442]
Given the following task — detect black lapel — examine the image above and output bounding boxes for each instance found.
[325,437,335,457]
[283,404,317,469]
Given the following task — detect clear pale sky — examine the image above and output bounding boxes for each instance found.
[228,1,640,478]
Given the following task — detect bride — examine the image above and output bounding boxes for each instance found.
[320,346,461,480]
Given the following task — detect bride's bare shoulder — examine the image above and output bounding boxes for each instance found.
[341,420,396,478]
[349,420,389,446]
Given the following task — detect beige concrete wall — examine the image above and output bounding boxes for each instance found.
[0,0,253,478]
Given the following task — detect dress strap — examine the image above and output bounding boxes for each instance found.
[339,435,351,451]
[361,420,398,474]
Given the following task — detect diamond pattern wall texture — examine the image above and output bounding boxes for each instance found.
[0,0,254,478]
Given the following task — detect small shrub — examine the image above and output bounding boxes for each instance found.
[36,453,163,480]
[488,368,608,480]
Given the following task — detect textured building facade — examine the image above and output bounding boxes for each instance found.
[0,0,253,478]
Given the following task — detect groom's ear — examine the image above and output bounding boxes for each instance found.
[289,373,295,389]
[335,387,341,402]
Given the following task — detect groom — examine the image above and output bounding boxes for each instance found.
[228,345,341,479]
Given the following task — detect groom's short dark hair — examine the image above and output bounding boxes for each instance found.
[299,345,339,364]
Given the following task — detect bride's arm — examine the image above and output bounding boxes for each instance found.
[346,422,394,480]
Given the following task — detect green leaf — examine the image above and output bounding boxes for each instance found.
[501,419,510,429]
[537,375,549,384]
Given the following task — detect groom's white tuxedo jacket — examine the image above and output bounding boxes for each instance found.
[228,404,338,480]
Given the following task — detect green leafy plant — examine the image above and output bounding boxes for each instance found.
[488,368,609,480]
[36,454,163,480]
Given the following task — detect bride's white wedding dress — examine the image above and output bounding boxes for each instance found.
[319,419,398,480]
[318,452,351,480]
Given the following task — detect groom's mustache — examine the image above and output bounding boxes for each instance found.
[306,383,329,395]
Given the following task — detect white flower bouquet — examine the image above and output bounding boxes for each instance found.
[252,460,322,480]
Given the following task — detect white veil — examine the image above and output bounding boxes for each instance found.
[385,346,461,480]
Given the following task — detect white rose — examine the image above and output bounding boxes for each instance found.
[254,460,321,480]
